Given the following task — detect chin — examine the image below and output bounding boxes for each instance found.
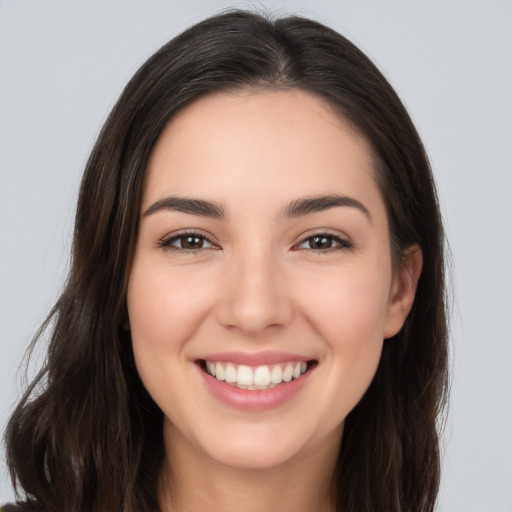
[205,438,305,470]
[194,419,340,471]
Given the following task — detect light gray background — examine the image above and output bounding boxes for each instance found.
[1,1,511,510]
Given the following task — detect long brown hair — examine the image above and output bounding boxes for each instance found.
[5,10,449,512]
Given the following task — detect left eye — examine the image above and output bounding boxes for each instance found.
[158,233,215,251]
[296,234,351,251]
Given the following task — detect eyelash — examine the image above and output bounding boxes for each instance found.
[157,230,218,252]
[157,231,353,254]
[294,233,353,253]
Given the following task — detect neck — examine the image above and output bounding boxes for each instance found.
[158,422,341,512]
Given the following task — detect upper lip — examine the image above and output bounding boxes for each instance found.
[197,351,313,366]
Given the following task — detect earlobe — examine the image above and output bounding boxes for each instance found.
[383,244,423,339]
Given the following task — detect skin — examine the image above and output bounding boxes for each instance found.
[127,89,422,512]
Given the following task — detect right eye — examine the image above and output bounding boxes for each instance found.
[158,232,217,252]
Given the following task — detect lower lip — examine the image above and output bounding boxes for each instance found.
[197,363,314,411]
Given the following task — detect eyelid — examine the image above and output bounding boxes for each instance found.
[157,228,352,253]
[292,230,353,252]
[157,229,220,251]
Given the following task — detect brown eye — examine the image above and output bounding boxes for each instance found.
[309,236,335,250]
[296,233,352,252]
[158,232,216,251]
[181,235,204,249]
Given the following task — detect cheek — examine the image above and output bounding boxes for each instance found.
[127,263,217,359]
[296,265,390,408]
[299,264,391,342]
[126,264,218,429]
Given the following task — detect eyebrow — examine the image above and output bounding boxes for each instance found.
[144,196,226,219]
[283,194,371,221]
[144,193,371,221]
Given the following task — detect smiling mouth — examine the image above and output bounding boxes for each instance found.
[198,360,317,390]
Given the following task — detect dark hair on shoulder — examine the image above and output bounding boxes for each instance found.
[5,10,449,512]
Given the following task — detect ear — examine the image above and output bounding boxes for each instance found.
[383,244,423,339]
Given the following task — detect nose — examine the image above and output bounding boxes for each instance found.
[215,248,294,337]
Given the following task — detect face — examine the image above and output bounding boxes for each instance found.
[127,89,418,471]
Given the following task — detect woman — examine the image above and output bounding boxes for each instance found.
[3,10,448,512]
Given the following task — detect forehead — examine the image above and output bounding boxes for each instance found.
[143,89,383,217]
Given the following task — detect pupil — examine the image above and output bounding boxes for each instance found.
[311,236,332,249]
[183,236,202,249]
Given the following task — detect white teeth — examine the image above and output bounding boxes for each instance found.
[215,363,225,381]
[225,363,237,383]
[282,363,293,382]
[270,365,283,384]
[254,366,270,386]
[205,360,310,389]
[207,361,216,376]
[237,365,253,386]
